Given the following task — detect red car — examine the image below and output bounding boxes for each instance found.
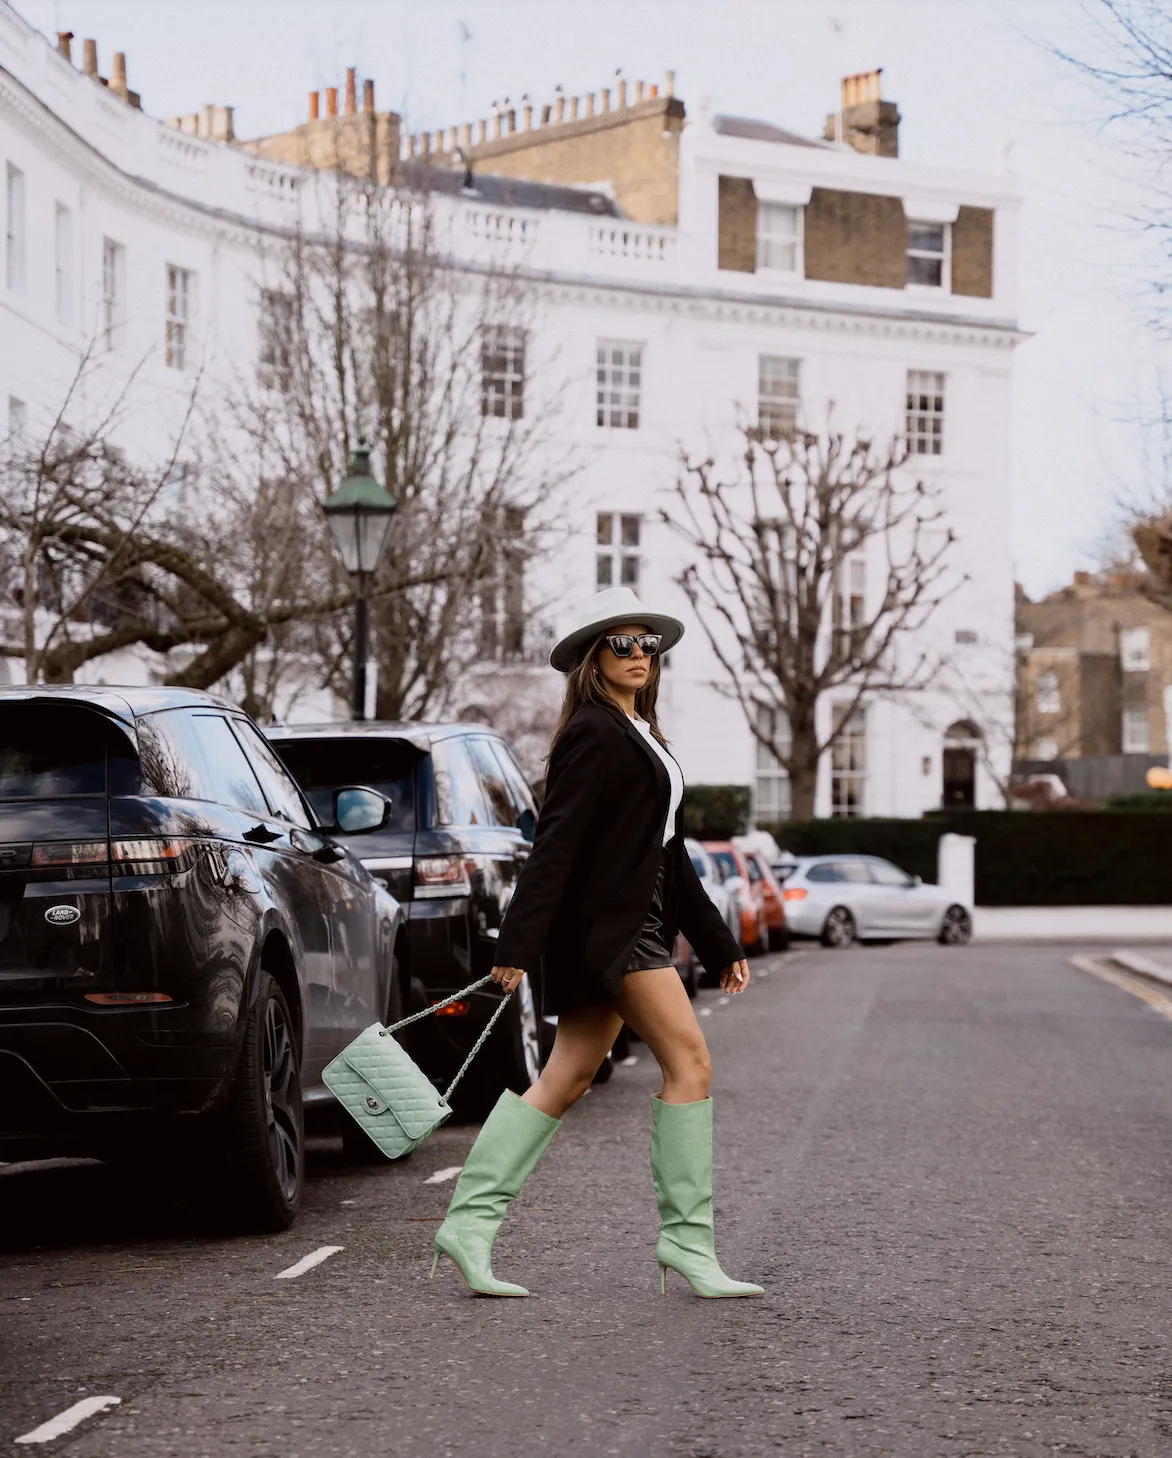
[740,848,790,952]
[703,841,768,955]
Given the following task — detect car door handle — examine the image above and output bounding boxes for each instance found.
[242,824,283,845]
[312,843,347,865]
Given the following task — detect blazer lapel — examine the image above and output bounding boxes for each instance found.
[622,716,673,819]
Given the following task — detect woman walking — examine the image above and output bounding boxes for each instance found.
[430,585,764,1299]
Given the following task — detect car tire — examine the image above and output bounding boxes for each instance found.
[938,905,973,946]
[221,971,304,1231]
[820,906,857,949]
[768,925,791,952]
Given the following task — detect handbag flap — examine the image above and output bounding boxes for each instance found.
[338,1027,446,1141]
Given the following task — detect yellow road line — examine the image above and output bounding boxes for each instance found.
[1070,955,1172,1022]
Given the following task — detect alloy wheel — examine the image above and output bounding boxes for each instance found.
[262,993,302,1204]
[517,974,542,1085]
[939,906,973,946]
[823,907,856,948]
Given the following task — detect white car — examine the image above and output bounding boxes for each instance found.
[775,854,972,947]
[685,838,743,950]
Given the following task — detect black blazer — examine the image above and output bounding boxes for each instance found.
[494,703,743,1013]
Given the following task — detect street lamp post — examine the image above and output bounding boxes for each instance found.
[321,438,398,721]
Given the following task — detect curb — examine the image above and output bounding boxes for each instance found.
[1107,949,1172,989]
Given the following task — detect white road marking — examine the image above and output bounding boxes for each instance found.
[15,1396,121,1444]
[698,1007,712,1018]
[274,1245,344,1279]
[422,1166,464,1185]
[618,1055,639,1067]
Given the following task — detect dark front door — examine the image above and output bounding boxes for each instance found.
[942,747,975,809]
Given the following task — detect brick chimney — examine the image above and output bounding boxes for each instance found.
[82,37,98,77]
[56,31,73,62]
[824,69,900,158]
[344,67,357,115]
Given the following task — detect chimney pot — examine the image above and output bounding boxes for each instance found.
[570,95,580,119]
[553,94,565,123]
[506,106,516,134]
[476,118,487,144]
[600,88,611,113]
[522,101,533,130]
[616,77,627,109]
[635,80,645,103]
[648,83,658,99]
[325,86,338,118]
[433,128,445,154]
[344,66,357,114]
[110,50,128,98]
[55,31,73,62]
[82,38,98,76]
[585,93,595,117]
[540,102,551,125]
[363,77,375,112]
[420,132,431,156]
[308,90,320,121]
[665,69,675,97]
[492,111,502,139]
[458,121,472,149]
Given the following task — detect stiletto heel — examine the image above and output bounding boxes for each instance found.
[660,1264,667,1296]
[428,1251,440,1281]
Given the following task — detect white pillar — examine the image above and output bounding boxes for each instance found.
[937,833,975,908]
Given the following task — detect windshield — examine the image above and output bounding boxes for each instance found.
[269,737,418,832]
[0,704,139,798]
[710,850,738,880]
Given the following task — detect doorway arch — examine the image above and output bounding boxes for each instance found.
[942,720,981,809]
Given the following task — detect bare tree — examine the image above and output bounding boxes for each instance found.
[224,171,573,722]
[667,425,957,821]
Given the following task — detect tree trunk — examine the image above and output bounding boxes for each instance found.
[789,723,821,822]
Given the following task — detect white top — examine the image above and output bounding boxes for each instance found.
[632,717,685,846]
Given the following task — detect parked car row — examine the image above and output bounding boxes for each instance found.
[0,684,969,1237]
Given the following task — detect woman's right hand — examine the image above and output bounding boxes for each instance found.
[492,965,525,994]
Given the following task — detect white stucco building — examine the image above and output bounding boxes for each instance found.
[0,4,1022,818]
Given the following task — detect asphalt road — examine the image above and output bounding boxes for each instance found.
[3,943,1172,1458]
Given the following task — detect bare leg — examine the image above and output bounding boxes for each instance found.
[522,1002,624,1119]
[618,966,711,1104]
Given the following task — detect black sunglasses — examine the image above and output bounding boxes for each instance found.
[604,633,662,658]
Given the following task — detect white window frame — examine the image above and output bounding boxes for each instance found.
[101,238,126,351]
[754,702,792,822]
[906,220,951,291]
[596,340,642,429]
[831,703,866,819]
[596,512,641,590]
[165,264,194,370]
[758,355,801,439]
[906,370,945,457]
[258,288,295,390]
[1122,705,1149,754]
[1034,737,1058,762]
[1120,626,1151,673]
[833,554,866,659]
[7,395,26,437]
[6,163,25,293]
[756,202,803,274]
[54,203,74,327]
[481,325,526,421]
[1035,671,1060,717]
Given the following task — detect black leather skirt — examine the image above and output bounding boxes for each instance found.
[625,844,674,972]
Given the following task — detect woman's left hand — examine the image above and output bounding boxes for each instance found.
[719,959,750,996]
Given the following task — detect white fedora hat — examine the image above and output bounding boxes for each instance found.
[548,586,684,673]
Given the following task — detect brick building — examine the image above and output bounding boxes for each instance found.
[1016,572,1172,795]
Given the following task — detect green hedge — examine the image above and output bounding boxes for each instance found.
[759,812,1172,906]
[683,785,752,840]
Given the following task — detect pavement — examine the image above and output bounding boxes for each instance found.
[974,904,1172,941]
[2,941,1172,1457]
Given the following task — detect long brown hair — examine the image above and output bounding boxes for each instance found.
[548,631,669,761]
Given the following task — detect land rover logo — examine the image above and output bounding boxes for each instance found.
[45,905,81,926]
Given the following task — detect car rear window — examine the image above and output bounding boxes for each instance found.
[0,704,139,798]
[710,850,738,880]
[270,738,418,832]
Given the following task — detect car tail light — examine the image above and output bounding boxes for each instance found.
[431,999,469,1017]
[32,841,108,868]
[782,887,807,902]
[85,992,174,1005]
[414,856,472,898]
[111,838,193,867]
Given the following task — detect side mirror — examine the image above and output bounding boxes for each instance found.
[332,785,389,834]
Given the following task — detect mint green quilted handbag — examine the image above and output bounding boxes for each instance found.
[323,976,514,1159]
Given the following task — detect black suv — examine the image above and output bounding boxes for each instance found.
[0,687,405,1228]
[266,722,544,1110]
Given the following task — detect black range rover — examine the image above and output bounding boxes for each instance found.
[0,687,405,1228]
[266,722,545,1110]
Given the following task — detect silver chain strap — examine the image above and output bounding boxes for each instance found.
[380,973,516,1104]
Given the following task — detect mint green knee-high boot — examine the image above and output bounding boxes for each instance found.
[651,1096,764,1298]
[430,1090,560,1297]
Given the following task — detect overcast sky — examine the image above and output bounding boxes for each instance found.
[13,0,1169,597]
